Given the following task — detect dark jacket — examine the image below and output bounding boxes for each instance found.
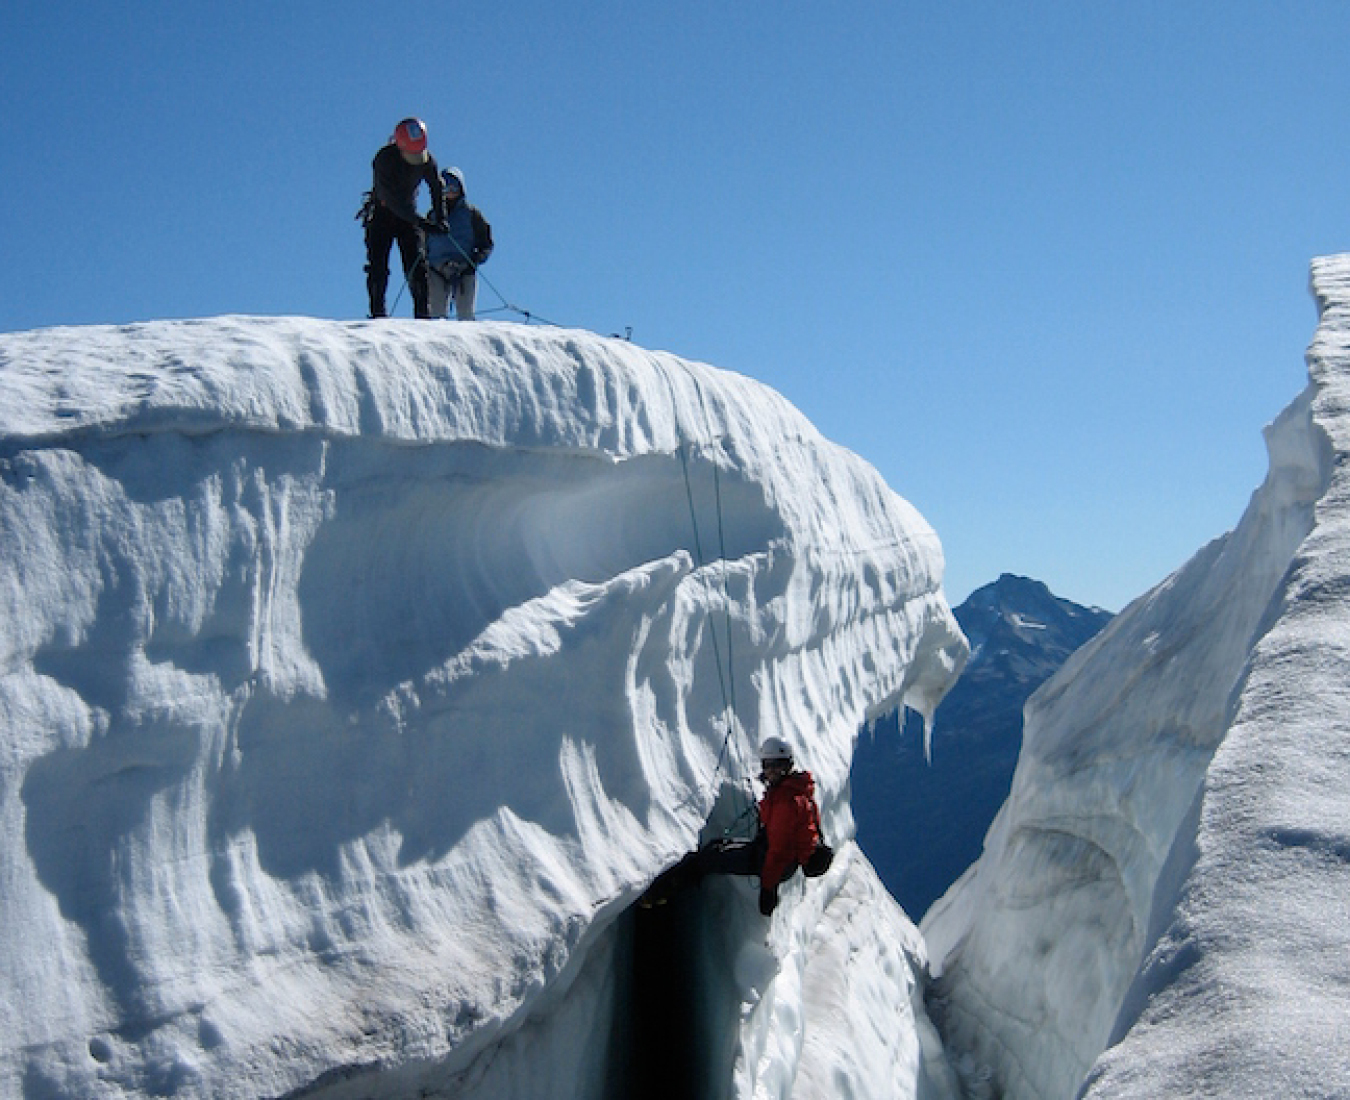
[758,770,821,890]
[371,143,443,225]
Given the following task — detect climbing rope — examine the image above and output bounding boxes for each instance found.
[663,365,757,834]
[388,254,423,316]
[412,224,571,328]
[389,261,591,330]
[692,377,738,726]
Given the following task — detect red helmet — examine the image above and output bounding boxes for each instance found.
[393,118,428,156]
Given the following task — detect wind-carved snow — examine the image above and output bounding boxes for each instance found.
[923,255,1350,1099]
[0,318,966,1098]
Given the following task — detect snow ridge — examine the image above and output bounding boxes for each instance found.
[1077,254,1350,1096]
[0,317,965,1098]
[923,256,1350,1099]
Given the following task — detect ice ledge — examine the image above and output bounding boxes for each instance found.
[1311,252,1350,317]
[0,317,807,463]
[1077,255,1350,1096]
[925,254,1350,1099]
[0,317,966,1098]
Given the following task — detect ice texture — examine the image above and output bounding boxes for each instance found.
[0,317,965,1098]
[924,255,1350,1098]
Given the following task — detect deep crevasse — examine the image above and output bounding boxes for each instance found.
[0,318,966,1098]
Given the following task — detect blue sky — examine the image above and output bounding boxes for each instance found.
[3,2,1348,611]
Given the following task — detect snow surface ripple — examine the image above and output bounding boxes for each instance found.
[0,317,966,1098]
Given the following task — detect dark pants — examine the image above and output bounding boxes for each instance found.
[641,835,771,906]
[365,206,428,318]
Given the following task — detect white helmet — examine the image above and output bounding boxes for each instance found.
[759,736,793,765]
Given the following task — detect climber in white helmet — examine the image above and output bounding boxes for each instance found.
[639,736,833,916]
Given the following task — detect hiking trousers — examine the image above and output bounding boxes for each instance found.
[365,206,429,318]
[641,835,769,906]
[427,264,478,320]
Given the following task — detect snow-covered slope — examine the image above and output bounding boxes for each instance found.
[923,254,1350,1098]
[0,317,965,1098]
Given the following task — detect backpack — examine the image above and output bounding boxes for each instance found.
[803,799,834,877]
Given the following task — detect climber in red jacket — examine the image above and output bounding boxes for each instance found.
[754,736,825,913]
[639,736,833,915]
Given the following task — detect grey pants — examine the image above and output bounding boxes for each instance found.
[426,264,478,320]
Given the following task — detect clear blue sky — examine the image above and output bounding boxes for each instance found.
[4,2,1348,612]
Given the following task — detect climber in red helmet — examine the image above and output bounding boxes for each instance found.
[359,118,444,319]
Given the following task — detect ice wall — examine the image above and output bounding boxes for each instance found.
[0,317,965,1098]
[923,255,1350,1098]
[1078,255,1350,1095]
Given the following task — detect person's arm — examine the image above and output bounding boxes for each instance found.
[425,161,445,225]
[760,837,791,891]
[471,209,493,265]
[759,796,794,894]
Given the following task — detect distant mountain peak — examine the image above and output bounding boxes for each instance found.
[854,575,1113,920]
[956,574,1112,662]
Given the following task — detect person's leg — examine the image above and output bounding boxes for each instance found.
[698,836,765,878]
[394,222,430,318]
[425,266,450,318]
[639,850,704,907]
[454,268,478,321]
[640,836,761,906]
[364,212,396,318]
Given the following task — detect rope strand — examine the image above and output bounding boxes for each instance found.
[662,365,754,829]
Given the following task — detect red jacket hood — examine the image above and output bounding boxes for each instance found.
[773,770,814,798]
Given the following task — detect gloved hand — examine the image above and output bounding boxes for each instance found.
[758,886,778,916]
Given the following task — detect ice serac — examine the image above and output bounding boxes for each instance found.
[1079,257,1350,1095]
[0,318,966,1098]
[923,255,1350,1099]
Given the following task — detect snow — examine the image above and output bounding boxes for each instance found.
[1077,254,1350,1096]
[0,317,965,1098]
[11,252,1350,1099]
[923,254,1350,1098]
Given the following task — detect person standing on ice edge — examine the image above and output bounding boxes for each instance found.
[359,118,444,318]
[639,737,833,916]
[424,167,493,320]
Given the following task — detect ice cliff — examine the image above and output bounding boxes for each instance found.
[925,253,1350,1098]
[12,255,1346,1100]
[0,318,966,1098]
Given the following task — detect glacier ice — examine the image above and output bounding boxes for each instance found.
[923,254,1350,1098]
[0,317,966,1098]
[13,256,1349,1100]
[1077,254,1350,1096]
